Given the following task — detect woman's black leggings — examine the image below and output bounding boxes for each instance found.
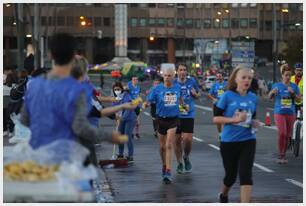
[220,139,256,187]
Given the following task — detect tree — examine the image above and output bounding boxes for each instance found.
[282,34,303,68]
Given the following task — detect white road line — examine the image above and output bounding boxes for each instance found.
[285,178,303,188]
[193,136,204,142]
[195,104,213,112]
[253,163,274,173]
[144,112,151,116]
[208,144,220,151]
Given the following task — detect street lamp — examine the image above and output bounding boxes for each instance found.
[217,11,222,15]
[80,20,86,26]
[281,8,289,13]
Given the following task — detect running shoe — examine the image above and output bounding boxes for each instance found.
[116,154,125,160]
[281,158,288,164]
[184,155,192,172]
[163,171,172,184]
[218,193,228,203]
[162,167,166,177]
[135,134,140,139]
[126,156,134,163]
[176,163,184,174]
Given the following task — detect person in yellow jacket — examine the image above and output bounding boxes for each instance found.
[290,63,303,112]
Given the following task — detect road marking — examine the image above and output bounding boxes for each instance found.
[285,178,303,188]
[195,104,213,112]
[144,112,151,116]
[193,136,204,142]
[208,144,220,151]
[253,163,274,173]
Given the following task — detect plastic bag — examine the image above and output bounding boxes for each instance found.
[4,139,98,181]
[8,114,31,144]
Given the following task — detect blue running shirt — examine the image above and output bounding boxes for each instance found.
[174,77,199,118]
[147,83,181,118]
[271,82,300,115]
[216,90,258,142]
[209,81,228,102]
[127,81,140,100]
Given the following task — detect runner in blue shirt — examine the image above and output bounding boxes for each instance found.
[173,64,200,174]
[146,77,162,138]
[127,76,141,139]
[208,72,228,140]
[146,66,182,184]
[213,66,260,203]
[268,64,301,164]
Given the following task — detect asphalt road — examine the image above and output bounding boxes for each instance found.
[91,75,303,203]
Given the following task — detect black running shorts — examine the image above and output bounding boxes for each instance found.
[176,118,194,134]
[157,117,178,135]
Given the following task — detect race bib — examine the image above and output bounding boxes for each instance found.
[181,86,190,98]
[217,89,224,97]
[281,98,292,109]
[163,92,177,107]
[234,110,252,128]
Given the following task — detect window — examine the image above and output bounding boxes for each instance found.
[195,19,201,28]
[231,18,239,28]
[240,18,248,28]
[104,17,110,26]
[130,18,137,27]
[260,20,264,31]
[167,18,174,27]
[249,18,257,28]
[149,18,156,26]
[66,16,73,26]
[157,18,166,26]
[57,16,65,26]
[177,3,185,8]
[203,19,211,28]
[48,16,55,26]
[276,20,281,30]
[214,19,221,28]
[41,16,47,26]
[177,18,184,27]
[185,19,193,28]
[94,17,102,27]
[139,18,147,26]
[130,4,139,8]
[222,19,229,28]
[265,20,272,30]
[148,3,156,8]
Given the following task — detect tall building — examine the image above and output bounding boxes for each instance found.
[3,3,303,67]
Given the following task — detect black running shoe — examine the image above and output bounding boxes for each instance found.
[219,193,228,203]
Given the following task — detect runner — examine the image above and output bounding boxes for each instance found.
[146,66,182,184]
[213,66,260,203]
[20,33,136,150]
[290,63,303,113]
[146,77,162,138]
[207,72,227,140]
[112,81,138,163]
[127,76,141,139]
[173,64,200,174]
[269,64,301,164]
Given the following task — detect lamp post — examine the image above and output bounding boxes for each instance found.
[272,3,277,83]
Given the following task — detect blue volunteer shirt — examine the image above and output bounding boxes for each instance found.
[272,82,300,115]
[112,92,137,121]
[127,81,140,100]
[209,81,228,103]
[216,90,258,142]
[147,83,181,118]
[173,77,199,118]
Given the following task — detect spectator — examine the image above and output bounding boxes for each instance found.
[24,44,35,75]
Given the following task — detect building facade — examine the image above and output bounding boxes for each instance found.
[3,3,303,67]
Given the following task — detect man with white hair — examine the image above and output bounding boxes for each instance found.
[146,65,182,184]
